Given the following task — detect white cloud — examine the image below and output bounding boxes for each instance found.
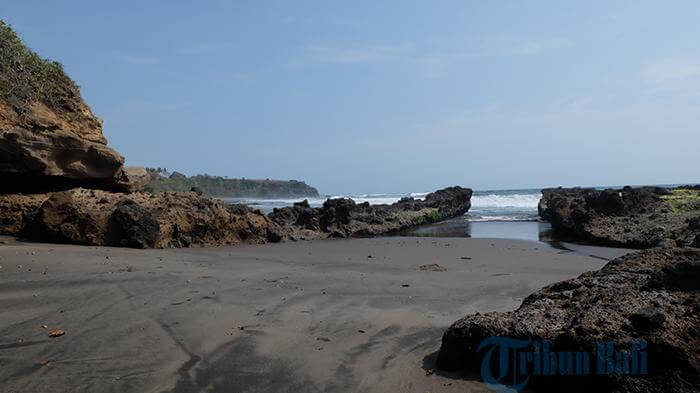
[297,36,571,78]
[112,51,159,65]
[413,37,571,78]
[176,42,232,55]
[643,57,700,87]
[302,44,404,65]
[473,37,573,57]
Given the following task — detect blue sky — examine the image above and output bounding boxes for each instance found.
[3,1,699,194]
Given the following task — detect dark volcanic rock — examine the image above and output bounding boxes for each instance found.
[539,186,700,248]
[268,200,322,241]
[108,203,160,248]
[294,199,310,208]
[629,306,666,331]
[267,186,472,242]
[436,248,700,393]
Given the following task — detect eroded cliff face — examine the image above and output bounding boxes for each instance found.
[0,110,125,191]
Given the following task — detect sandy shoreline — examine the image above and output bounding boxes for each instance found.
[0,237,631,393]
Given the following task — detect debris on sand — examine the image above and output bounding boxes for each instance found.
[47,328,65,338]
[419,263,447,272]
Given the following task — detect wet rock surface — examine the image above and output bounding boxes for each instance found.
[267,186,472,242]
[437,248,700,393]
[538,186,700,248]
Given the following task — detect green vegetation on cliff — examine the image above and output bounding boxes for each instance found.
[0,20,84,116]
[661,188,700,213]
[144,168,320,198]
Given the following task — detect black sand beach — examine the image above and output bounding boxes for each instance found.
[0,237,630,393]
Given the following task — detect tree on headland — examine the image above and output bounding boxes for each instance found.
[143,168,319,198]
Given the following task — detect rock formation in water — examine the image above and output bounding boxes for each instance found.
[437,248,700,393]
[538,186,700,248]
[267,186,472,241]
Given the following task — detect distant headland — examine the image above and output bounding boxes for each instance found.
[144,168,319,198]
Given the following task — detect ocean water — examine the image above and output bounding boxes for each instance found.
[220,188,542,222]
[468,189,541,222]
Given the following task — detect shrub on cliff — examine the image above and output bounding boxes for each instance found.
[0,20,87,119]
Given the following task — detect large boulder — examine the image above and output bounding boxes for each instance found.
[107,203,160,248]
[437,248,700,393]
[268,199,322,241]
[0,21,124,192]
[36,190,109,245]
[539,186,700,248]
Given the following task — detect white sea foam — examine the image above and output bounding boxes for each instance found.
[470,193,541,209]
[328,193,426,206]
[467,214,539,222]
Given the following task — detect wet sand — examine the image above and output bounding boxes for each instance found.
[0,237,631,393]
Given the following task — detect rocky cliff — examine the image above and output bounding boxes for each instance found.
[0,21,124,192]
[437,248,700,393]
[538,186,700,248]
